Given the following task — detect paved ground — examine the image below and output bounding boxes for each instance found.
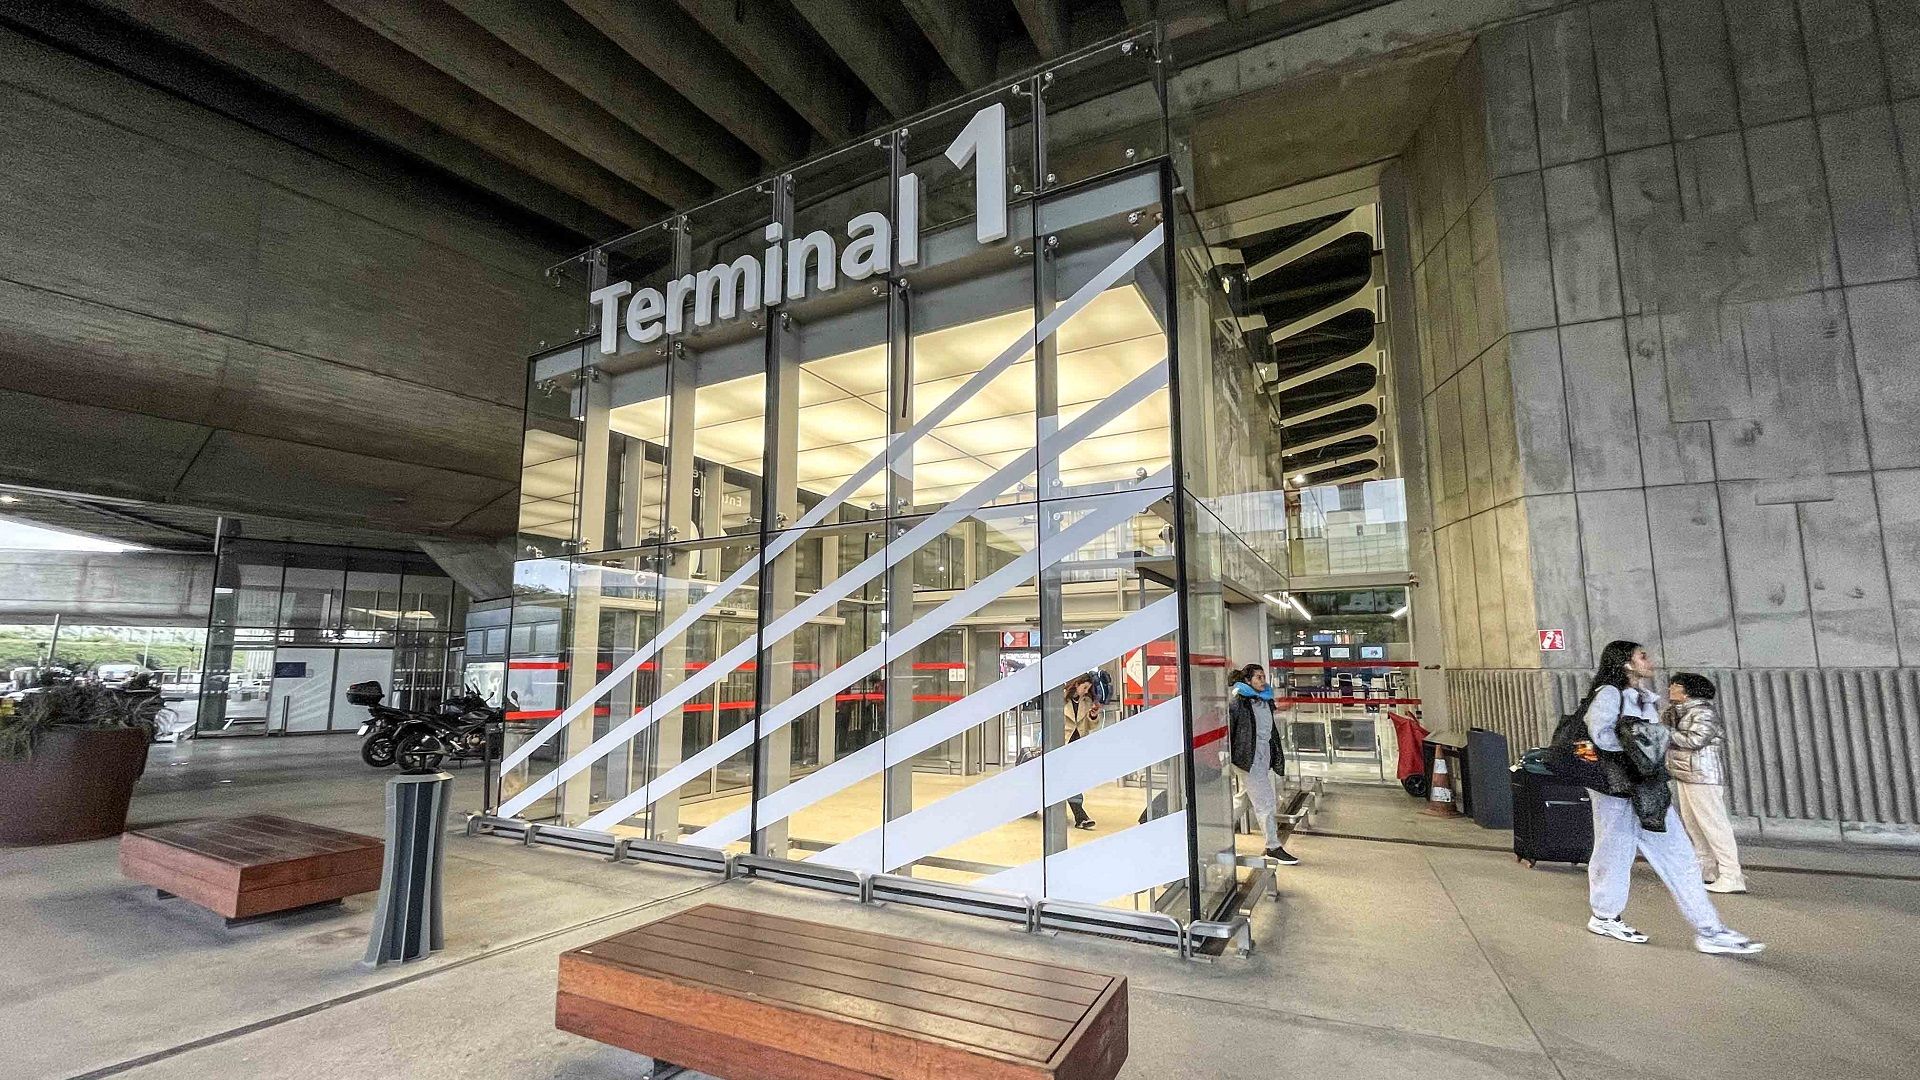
[5,737,1916,1079]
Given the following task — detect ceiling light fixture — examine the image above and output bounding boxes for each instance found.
[1390,605,1410,618]
[1287,594,1312,621]
[0,494,17,504]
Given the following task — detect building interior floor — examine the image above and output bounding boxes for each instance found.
[6,737,1917,1080]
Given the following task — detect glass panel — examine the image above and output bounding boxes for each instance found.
[1038,495,1185,911]
[1289,478,1410,576]
[500,556,571,820]
[900,89,1039,517]
[216,558,285,628]
[1180,497,1242,919]
[278,557,346,630]
[1040,30,1166,193]
[401,573,453,631]
[343,563,402,630]
[882,507,1041,888]
[519,345,586,560]
[1036,166,1171,502]
[600,223,678,550]
[681,186,776,543]
[628,536,761,848]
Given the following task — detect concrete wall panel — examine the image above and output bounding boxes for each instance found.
[1479,24,1540,177]
[1623,314,1715,486]
[1469,510,1510,665]
[248,189,531,409]
[1800,0,1887,114]
[1526,493,1593,669]
[0,278,228,428]
[1421,248,1459,381]
[1497,500,1541,666]
[0,85,262,335]
[1845,279,1920,469]
[1877,468,1920,666]
[1436,376,1470,524]
[0,388,212,499]
[1576,488,1662,657]
[1818,106,1920,286]
[1645,483,1739,666]
[1745,118,1843,292]
[1559,318,1643,491]
[1482,337,1524,504]
[1797,473,1900,667]
[1653,0,1740,139]
[1460,355,1494,515]
[1543,158,1624,324]
[1608,144,1679,316]
[1590,0,1671,152]
[1881,0,1920,100]
[1719,480,1817,666]
[1446,230,1479,376]
[1527,9,1605,167]
[1725,0,1814,127]
[1673,130,1751,219]
[1449,522,1485,668]
[1508,328,1576,495]
[1491,173,1559,331]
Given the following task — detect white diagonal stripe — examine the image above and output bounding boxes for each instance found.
[814,697,1185,875]
[976,811,1190,905]
[499,357,1169,818]
[500,225,1165,772]
[578,475,1169,831]
[687,594,1181,847]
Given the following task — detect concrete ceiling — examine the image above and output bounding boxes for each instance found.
[26,0,1396,242]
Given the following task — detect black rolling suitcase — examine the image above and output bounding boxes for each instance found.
[1510,767,1593,867]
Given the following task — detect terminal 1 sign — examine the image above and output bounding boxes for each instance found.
[588,103,1010,354]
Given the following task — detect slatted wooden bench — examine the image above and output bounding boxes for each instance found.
[120,814,384,925]
[557,904,1127,1080]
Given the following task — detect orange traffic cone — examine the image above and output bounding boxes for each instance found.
[1423,752,1460,817]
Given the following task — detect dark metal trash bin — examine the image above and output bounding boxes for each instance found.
[362,771,453,966]
[1467,728,1513,830]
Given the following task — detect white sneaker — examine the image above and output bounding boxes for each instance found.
[1695,928,1765,956]
[1704,878,1748,894]
[1587,916,1648,943]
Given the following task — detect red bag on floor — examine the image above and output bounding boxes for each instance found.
[1390,711,1431,797]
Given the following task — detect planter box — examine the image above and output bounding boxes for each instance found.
[0,727,150,846]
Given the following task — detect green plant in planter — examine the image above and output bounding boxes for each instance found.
[0,682,164,761]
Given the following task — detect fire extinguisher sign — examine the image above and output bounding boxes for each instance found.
[1538,628,1567,652]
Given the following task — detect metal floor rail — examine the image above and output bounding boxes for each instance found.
[466,813,1272,959]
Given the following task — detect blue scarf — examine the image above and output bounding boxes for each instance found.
[1233,682,1273,701]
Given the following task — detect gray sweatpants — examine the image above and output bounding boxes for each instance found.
[1234,726,1281,848]
[1587,792,1723,933]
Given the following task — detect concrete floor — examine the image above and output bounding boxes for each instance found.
[5,737,1916,1080]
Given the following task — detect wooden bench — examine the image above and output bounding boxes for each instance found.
[120,814,384,925]
[557,904,1127,1080]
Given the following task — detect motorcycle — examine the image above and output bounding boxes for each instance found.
[350,681,491,768]
[391,696,508,773]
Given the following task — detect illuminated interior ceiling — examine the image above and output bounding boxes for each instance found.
[519,429,579,540]
[607,284,1169,506]
[1211,203,1389,487]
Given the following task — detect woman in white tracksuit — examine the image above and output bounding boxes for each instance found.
[1581,640,1763,956]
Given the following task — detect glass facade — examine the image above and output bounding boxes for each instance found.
[196,540,464,736]
[495,34,1302,925]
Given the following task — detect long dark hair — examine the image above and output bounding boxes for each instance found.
[1229,663,1266,686]
[1590,640,1641,693]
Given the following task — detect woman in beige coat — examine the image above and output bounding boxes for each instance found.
[1664,673,1746,894]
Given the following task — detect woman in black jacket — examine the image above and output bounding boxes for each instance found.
[1228,664,1296,865]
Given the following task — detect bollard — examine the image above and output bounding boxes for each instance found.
[362,771,453,966]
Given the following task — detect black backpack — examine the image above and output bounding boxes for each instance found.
[1542,687,1632,795]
